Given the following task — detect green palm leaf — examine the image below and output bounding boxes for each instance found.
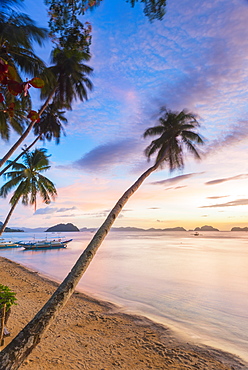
[144,108,204,170]
[40,47,93,110]
[0,149,57,233]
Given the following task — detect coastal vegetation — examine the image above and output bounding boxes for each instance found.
[0,284,17,347]
[0,149,57,236]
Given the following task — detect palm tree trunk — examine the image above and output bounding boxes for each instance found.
[0,196,21,236]
[0,305,6,347]
[0,135,41,177]
[0,88,56,168]
[0,160,161,370]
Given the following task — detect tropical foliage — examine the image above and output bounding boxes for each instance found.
[144,108,204,169]
[0,284,17,312]
[0,57,46,167]
[0,3,47,143]
[128,0,167,21]
[33,104,67,144]
[45,0,167,43]
[0,148,57,235]
[40,47,93,110]
[0,8,47,77]
[0,284,17,347]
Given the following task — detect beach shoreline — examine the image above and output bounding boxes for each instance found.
[0,256,247,370]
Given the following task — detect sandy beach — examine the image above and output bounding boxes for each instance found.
[0,256,247,370]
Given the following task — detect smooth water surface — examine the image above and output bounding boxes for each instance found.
[0,230,247,360]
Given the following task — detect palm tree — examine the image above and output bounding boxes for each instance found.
[0,109,204,370]
[0,10,47,77]
[40,47,93,110]
[0,94,31,141]
[0,3,48,160]
[33,104,67,144]
[0,148,57,236]
[0,46,93,169]
[143,108,203,169]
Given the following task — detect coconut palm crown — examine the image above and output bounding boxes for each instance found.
[40,47,93,110]
[143,108,204,170]
[0,11,48,77]
[0,148,57,235]
[33,104,67,144]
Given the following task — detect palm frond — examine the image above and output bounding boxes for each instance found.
[143,125,165,138]
[143,108,204,169]
[0,174,24,197]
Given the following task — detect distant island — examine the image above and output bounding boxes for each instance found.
[4,222,246,233]
[0,221,23,233]
[231,227,248,231]
[194,225,219,232]
[3,227,23,233]
[80,226,186,232]
[46,223,80,232]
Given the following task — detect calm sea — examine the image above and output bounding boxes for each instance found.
[0,230,248,361]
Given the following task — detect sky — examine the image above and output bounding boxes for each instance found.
[1,0,248,231]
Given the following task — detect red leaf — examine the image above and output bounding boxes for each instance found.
[0,63,8,74]
[7,65,17,81]
[27,110,39,122]
[8,81,23,96]
[0,93,4,103]
[0,76,9,85]
[29,77,45,88]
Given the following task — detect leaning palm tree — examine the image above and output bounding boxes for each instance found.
[0,148,57,236]
[0,108,204,370]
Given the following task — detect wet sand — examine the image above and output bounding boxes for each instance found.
[0,256,247,370]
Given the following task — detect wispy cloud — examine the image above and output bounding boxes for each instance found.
[205,174,248,185]
[72,139,143,173]
[34,207,56,215]
[34,206,77,215]
[206,196,229,199]
[205,120,248,155]
[164,185,187,191]
[151,172,203,186]
[56,214,77,218]
[200,199,248,208]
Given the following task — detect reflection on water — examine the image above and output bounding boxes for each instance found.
[0,230,248,360]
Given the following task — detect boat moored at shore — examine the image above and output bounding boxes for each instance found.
[18,239,73,250]
[0,239,21,248]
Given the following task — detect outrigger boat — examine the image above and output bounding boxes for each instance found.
[0,239,21,248]
[18,238,72,250]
